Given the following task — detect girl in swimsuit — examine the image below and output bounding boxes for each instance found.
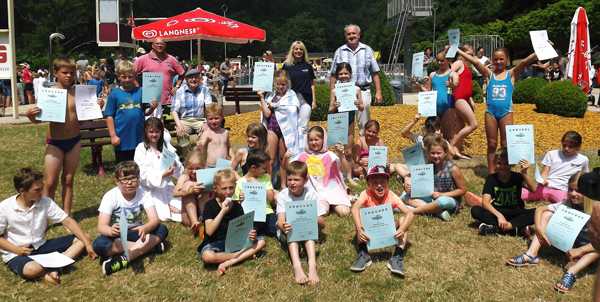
[351,120,383,180]
[457,48,537,173]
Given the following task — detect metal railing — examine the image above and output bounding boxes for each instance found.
[387,0,432,19]
[433,35,505,60]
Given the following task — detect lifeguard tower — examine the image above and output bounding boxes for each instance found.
[385,0,432,74]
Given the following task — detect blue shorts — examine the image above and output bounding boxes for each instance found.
[92,224,168,259]
[199,240,226,255]
[0,81,10,97]
[6,235,75,277]
[401,192,459,213]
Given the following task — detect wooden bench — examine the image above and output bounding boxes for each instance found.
[80,117,177,176]
[223,86,260,114]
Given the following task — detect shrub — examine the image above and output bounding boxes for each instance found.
[371,71,396,106]
[535,80,587,117]
[310,83,330,121]
[472,80,484,103]
[513,77,548,104]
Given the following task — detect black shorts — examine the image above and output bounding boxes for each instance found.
[24,83,34,92]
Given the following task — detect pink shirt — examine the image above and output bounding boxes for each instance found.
[134,51,184,105]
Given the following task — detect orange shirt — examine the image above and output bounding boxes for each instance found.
[357,189,402,209]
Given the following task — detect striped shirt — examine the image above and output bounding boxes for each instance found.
[171,84,212,119]
[330,42,380,88]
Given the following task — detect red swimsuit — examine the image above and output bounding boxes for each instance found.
[453,65,473,101]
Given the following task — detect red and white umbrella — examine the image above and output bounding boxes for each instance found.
[132,8,266,43]
[567,6,593,95]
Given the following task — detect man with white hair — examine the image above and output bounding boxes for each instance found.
[329,24,383,133]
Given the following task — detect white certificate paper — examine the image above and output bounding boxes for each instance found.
[506,124,535,165]
[530,30,558,61]
[412,52,425,78]
[75,85,103,121]
[335,82,358,112]
[252,62,275,92]
[418,91,437,117]
[546,205,590,252]
[37,87,67,123]
[29,252,75,268]
[446,29,460,58]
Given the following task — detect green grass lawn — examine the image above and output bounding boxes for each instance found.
[0,123,598,301]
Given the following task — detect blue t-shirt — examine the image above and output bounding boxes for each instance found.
[104,87,144,151]
[87,78,104,96]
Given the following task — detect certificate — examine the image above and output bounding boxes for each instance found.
[402,144,425,167]
[242,182,267,222]
[119,207,129,259]
[546,204,590,252]
[506,124,535,165]
[142,72,163,103]
[367,146,388,171]
[418,91,437,117]
[285,199,319,242]
[412,52,425,78]
[446,29,460,58]
[225,211,255,252]
[159,148,177,172]
[530,30,558,61]
[74,85,103,121]
[335,82,358,112]
[409,164,434,198]
[216,158,232,169]
[196,168,219,190]
[252,62,275,92]
[29,252,75,268]
[360,203,397,251]
[36,87,67,123]
[327,112,349,146]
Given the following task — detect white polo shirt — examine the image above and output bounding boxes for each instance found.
[542,150,590,191]
[0,195,68,263]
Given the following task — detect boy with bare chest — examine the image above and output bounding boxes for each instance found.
[197,104,230,167]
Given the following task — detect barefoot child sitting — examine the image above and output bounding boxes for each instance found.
[198,169,264,275]
[507,172,599,293]
[0,168,97,284]
[173,149,208,236]
[350,165,414,276]
[93,161,168,276]
[276,161,326,285]
[197,103,231,168]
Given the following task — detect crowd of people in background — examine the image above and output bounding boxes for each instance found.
[0,23,598,297]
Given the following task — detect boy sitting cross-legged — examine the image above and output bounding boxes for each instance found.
[93,161,168,276]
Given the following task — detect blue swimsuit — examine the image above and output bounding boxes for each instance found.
[486,72,513,120]
[431,73,452,116]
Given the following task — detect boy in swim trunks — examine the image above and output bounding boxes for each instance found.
[26,57,104,216]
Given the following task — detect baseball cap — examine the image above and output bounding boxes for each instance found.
[367,165,390,179]
[185,69,201,77]
[137,47,146,54]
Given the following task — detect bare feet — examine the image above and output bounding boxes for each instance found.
[307,269,319,286]
[293,265,308,285]
[217,259,234,276]
[44,271,61,285]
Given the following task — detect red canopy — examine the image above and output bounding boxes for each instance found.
[132,8,266,44]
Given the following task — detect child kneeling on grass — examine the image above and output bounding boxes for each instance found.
[199,169,264,275]
[93,161,168,276]
[507,172,599,293]
[350,165,414,276]
[277,161,326,285]
[0,168,96,285]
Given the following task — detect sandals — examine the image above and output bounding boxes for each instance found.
[506,253,539,267]
[554,272,576,293]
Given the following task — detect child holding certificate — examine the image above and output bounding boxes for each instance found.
[350,166,414,275]
[173,149,208,236]
[455,47,537,174]
[403,136,466,221]
[232,150,277,237]
[196,104,231,168]
[507,172,598,293]
[199,169,263,275]
[329,62,365,160]
[351,120,384,180]
[104,60,158,163]
[93,161,168,276]
[294,126,352,216]
[471,148,537,236]
[522,131,589,203]
[231,123,270,176]
[134,117,183,222]
[276,161,325,285]
[25,58,103,215]
[0,168,97,285]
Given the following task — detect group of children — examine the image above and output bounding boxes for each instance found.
[0,51,595,294]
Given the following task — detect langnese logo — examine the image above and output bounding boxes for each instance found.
[142,30,158,39]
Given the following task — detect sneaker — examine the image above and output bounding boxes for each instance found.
[350,251,372,272]
[153,242,165,254]
[387,252,405,276]
[102,255,128,276]
[478,223,499,236]
[438,210,451,222]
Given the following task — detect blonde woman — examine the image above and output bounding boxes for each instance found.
[282,41,315,133]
